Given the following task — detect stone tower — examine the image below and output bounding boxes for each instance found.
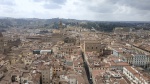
[59,21,63,34]
[59,21,62,30]
[0,32,4,54]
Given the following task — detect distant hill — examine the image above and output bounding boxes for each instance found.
[0,17,84,29]
[0,17,150,32]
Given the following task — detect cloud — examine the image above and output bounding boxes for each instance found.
[86,0,150,13]
[88,4,116,13]
[32,0,67,4]
[43,3,61,9]
[79,0,150,21]
[32,0,67,9]
[0,0,15,6]
[32,0,42,2]
[0,0,150,21]
[106,0,150,11]
[51,0,67,4]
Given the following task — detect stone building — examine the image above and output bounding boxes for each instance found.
[84,40,106,54]
[0,32,4,54]
[41,66,53,84]
[64,37,76,44]
[123,66,150,84]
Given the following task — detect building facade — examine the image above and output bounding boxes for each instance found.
[126,54,150,67]
[123,66,150,84]
[84,41,106,54]
[41,67,53,84]
[0,32,4,54]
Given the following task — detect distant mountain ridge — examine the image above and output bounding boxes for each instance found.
[0,17,150,32]
[0,17,86,29]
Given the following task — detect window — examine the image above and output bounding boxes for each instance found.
[96,47,97,49]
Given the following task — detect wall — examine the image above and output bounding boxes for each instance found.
[84,41,106,53]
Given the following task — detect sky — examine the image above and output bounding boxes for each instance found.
[0,0,150,21]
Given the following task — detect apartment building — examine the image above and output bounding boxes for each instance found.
[126,54,150,67]
[111,46,150,67]
[41,66,53,84]
[123,66,150,84]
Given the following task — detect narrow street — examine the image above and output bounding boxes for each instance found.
[81,52,93,84]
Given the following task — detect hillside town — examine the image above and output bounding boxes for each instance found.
[0,22,150,84]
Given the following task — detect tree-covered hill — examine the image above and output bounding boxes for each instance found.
[0,17,149,32]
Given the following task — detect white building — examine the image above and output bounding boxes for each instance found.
[123,66,150,84]
[126,54,150,67]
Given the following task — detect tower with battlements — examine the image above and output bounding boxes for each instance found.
[59,21,63,34]
[0,32,4,54]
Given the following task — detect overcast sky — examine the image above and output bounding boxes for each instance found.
[0,0,150,21]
